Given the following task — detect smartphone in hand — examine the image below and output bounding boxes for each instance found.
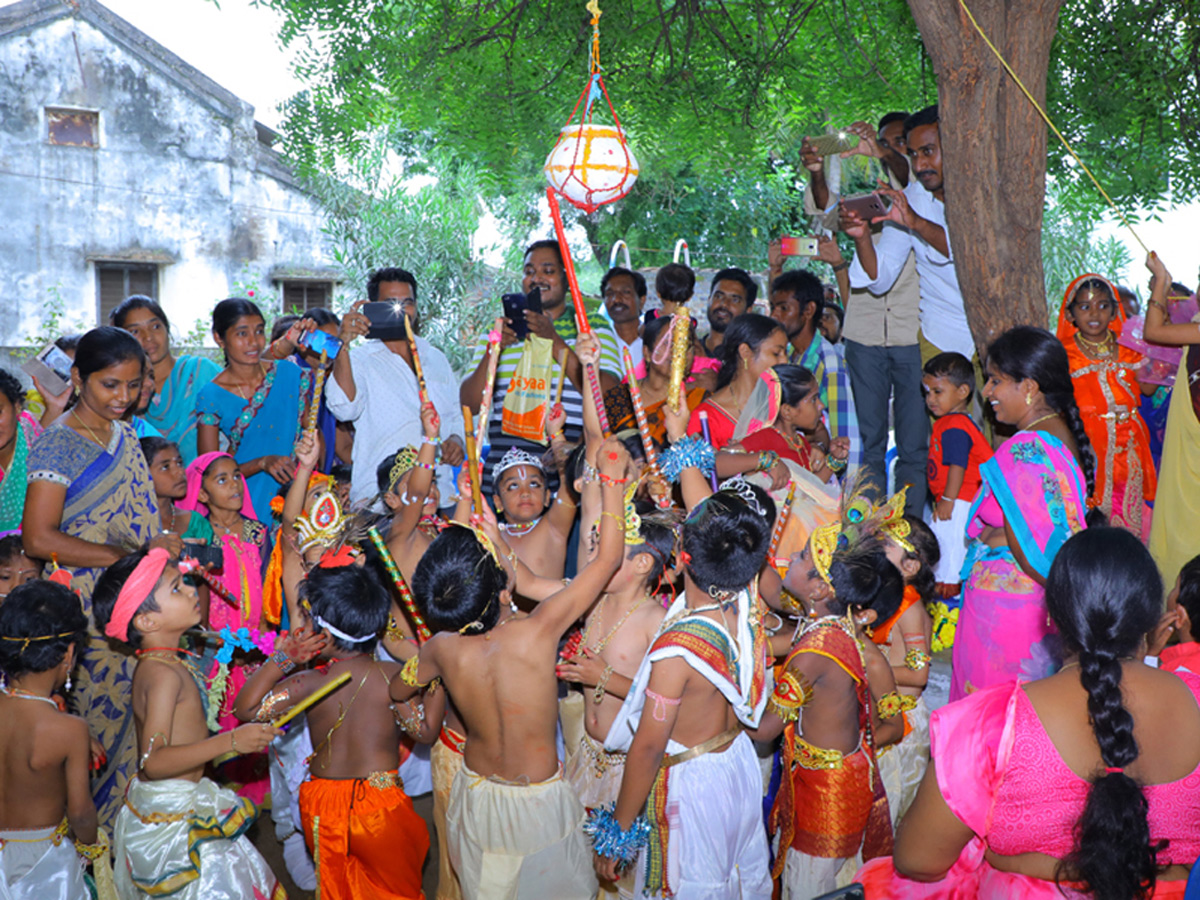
[840,192,892,221]
[298,328,343,358]
[780,236,819,257]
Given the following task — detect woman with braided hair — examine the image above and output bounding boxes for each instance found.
[950,326,1093,701]
[855,526,1200,898]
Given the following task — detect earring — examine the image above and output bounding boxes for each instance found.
[64,672,72,693]
[1025,393,1033,406]
[743,356,749,370]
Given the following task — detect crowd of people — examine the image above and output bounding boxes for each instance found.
[1,103,1199,900]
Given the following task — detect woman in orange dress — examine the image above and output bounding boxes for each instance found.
[1056,274,1157,539]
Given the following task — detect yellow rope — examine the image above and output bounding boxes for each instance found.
[587,0,602,74]
[956,0,1148,253]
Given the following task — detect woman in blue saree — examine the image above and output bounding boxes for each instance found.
[195,298,312,523]
[111,295,220,464]
[22,327,183,828]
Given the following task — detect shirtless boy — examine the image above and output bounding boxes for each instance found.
[236,563,430,899]
[556,503,673,899]
[590,470,775,900]
[91,549,284,899]
[490,408,576,582]
[0,581,96,898]
[396,437,629,899]
[758,521,905,899]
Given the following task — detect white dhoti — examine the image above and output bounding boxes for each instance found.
[0,824,88,900]
[635,733,772,900]
[927,498,972,588]
[564,731,632,899]
[878,694,930,826]
[446,763,597,900]
[113,776,283,899]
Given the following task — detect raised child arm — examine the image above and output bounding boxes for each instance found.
[529,437,627,640]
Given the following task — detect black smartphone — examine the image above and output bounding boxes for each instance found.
[811,886,864,900]
[180,543,224,569]
[362,301,410,342]
[502,293,529,339]
[501,287,544,341]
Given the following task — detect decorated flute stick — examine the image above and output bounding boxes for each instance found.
[768,481,796,558]
[404,314,430,406]
[697,411,720,491]
[622,347,659,470]
[367,526,431,642]
[554,346,567,407]
[667,308,690,410]
[305,349,329,433]
[273,672,352,727]
[463,406,484,515]
[475,319,502,450]
[546,187,610,434]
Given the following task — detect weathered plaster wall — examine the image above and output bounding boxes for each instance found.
[0,4,332,345]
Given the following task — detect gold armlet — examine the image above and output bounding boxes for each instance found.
[903,648,932,671]
[255,689,291,723]
[779,590,804,616]
[768,671,813,723]
[873,696,907,724]
[399,654,430,689]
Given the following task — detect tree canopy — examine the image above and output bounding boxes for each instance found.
[262,0,1197,281]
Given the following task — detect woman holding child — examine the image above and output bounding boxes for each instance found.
[950,326,1091,701]
[21,327,182,826]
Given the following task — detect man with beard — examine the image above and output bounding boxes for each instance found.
[460,240,621,493]
[601,266,647,367]
[843,105,974,366]
[700,268,756,358]
[327,267,466,506]
[769,268,862,473]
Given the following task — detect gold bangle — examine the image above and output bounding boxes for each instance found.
[230,731,240,754]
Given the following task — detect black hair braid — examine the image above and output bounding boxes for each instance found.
[1059,648,1160,900]
[1049,386,1097,497]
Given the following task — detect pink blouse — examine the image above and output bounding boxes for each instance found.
[944,674,1200,865]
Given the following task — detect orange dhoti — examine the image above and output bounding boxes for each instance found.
[299,772,429,900]
[789,745,873,859]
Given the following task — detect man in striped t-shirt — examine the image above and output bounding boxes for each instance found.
[460,240,621,493]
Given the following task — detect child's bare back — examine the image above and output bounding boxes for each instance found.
[303,656,403,779]
[0,694,92,831]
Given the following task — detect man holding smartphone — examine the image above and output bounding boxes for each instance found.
[326,267,466,507]
[459,240,621,493]
[842,106,974,365]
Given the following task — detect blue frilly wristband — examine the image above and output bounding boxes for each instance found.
[583,804,651,863]
[658,435,715,484]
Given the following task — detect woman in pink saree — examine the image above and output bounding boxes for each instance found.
[856,528,1200,899]
[950,327,1090,701]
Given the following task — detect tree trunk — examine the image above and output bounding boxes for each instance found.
[906,0,1064,353]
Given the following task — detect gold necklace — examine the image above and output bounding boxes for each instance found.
[1021,411,1059,431]
[1075,331,1115,358]
[581,594,650,654]
[71,409,110,449]
[231,363,266,402]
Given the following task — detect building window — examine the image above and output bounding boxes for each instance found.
[95,264,157,325]
[280,281,333,314]
[47,108,99,148]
